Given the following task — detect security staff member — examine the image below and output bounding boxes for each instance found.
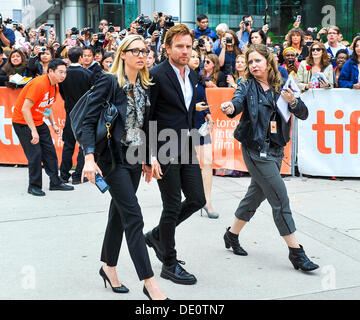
[59,46,92,184]
[12,59,74,196]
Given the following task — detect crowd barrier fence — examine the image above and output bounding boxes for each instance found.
[0,87,359,177]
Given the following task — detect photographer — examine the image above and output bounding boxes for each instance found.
[215,30,241,77]
[194,14,216,41]
[27,45,55,77]
[0,16,16,48]
[236,15,253,49]
[194,36,213,70]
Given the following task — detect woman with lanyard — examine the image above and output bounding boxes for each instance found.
[220,44,319,272]
[81,35,168,300]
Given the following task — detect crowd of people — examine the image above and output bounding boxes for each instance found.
[3,11,340,300]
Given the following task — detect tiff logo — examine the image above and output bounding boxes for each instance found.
[312,110,360,154]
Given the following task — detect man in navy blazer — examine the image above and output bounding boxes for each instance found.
[144,24,206,285]
[59,46,92,184]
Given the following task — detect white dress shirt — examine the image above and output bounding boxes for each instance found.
[169,61,193,111]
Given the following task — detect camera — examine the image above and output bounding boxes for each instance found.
[164,15,174,29]
[138,14,152,29]
[158,12,163,17]
[136,27,145,35]
[81,28,94,35]
[198,38,205,47]
[108,23,114,33]
[120,29,127,37]
[288,59,295,66]
[308,27,318,33]
[97,33,105,42]
[39,46,47,52]
[71,27,79,35]
[226,37,233,44]
[244,20,250,27]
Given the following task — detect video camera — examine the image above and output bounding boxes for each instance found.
[164,15,174,29]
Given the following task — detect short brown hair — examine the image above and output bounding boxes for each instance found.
[164,24,193,48]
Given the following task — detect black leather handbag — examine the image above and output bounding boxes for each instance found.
[95,74,119,156]
[70,73,118,156]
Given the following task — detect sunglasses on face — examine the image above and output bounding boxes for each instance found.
[311,47,322,52]
[123,48,150,57]
[204,60,212,64]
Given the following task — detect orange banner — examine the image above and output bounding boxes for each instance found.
[0,87,78,165]
[206,88,292,175]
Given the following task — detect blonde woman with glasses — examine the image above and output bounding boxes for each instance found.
[81,35,168,300]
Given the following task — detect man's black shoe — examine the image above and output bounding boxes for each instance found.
[49,183,74,191]
[160,262,197,285]
[72,177,88,185]
[28,187,46,196]
[144,230,164,263]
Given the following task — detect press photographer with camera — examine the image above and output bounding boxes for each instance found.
[237,15,253,49]
[215,30,241,77]
[0,15,16,48]
[27,45,55,77]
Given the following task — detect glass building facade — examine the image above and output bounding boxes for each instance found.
[196,0,360,42]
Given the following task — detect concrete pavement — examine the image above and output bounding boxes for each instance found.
[1,165,360,300]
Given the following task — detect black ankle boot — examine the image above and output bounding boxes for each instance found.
[223,227,248,256]
[288,245,319,272]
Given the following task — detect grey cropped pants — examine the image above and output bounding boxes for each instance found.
[235,145,296,236]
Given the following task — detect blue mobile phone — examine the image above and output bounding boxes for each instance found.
[95,173,109,193]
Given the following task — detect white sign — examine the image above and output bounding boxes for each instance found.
[298,89,360,177]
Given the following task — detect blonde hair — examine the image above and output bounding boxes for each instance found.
[109,34,152,89]
[244,44,282,93]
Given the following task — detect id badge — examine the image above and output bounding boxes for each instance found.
[270,121,277,134]
[43,108,51,117]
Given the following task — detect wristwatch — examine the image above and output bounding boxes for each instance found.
[289,99,298,109]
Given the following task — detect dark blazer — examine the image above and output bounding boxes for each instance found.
[87,61,104,85]
[59,65,92,114]
[149,59,198,160]
[81,73,150,163]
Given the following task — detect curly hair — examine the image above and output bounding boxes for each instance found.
[286,28,305,48]
[244,44,282,93]
[305,41,330,68]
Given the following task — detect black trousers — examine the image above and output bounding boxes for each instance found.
[155,147,206,266]
[235,145,296,236]
[12,122,61,189]
[98,157,154,281]
[60,119,84,181]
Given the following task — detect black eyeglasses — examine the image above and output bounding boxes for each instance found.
[123,48,150,57]
[311,47,323,52]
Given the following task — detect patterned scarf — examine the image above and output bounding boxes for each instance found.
[121,76,150,146]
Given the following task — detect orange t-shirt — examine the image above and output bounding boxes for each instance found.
[12,74,57,126]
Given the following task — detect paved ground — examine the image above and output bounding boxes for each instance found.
[1,165,359,300]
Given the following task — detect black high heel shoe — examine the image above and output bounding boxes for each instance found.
[288,245,319,272]
[143,286,170,300]
[99,267,129,293]
[223,227,248,256]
